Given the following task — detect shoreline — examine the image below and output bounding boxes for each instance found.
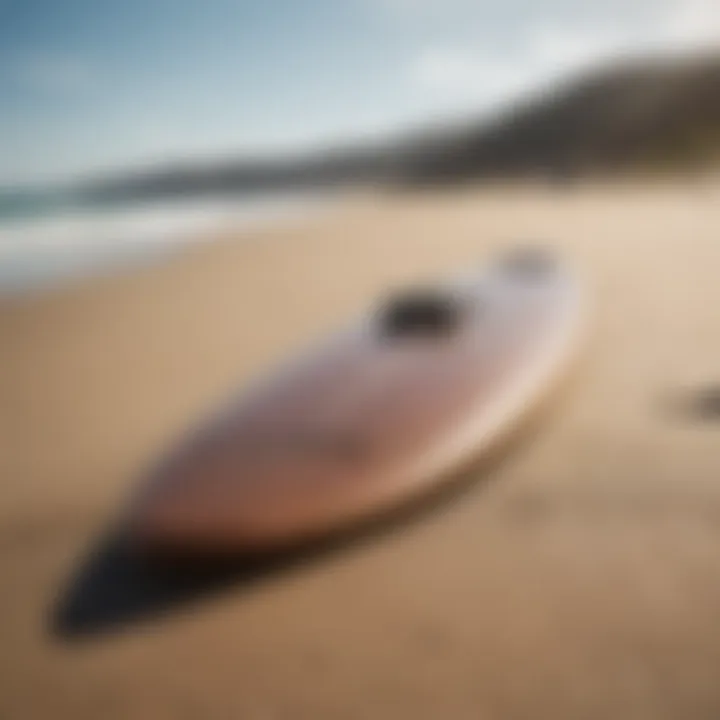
[0,190,338,296]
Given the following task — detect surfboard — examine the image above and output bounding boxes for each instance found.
[128,247,582,553]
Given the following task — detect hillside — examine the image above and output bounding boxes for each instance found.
[402,54,720,181]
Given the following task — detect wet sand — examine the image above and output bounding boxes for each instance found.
[2,181,720,719]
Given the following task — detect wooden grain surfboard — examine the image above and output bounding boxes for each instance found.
[128,247,582,553]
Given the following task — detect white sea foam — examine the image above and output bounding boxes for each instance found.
[0,193,329,294]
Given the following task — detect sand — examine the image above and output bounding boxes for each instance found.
[2,180,720,719]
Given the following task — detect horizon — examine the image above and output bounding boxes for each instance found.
[1,0,719,188]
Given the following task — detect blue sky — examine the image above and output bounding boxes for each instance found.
[0,0,718,185]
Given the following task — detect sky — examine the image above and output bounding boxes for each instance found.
[0,0,719,186]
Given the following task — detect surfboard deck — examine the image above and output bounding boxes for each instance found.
[128,247,582,553]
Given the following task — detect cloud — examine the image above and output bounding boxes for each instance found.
[412,50,524,105]
[408,0,720,117]
[13,53,94,97]
[655,0,720,51]
[409,25,622,115]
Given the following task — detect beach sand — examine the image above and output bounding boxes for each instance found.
[2,181,720,719]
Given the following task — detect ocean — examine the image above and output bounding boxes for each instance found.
[0,192,328,295]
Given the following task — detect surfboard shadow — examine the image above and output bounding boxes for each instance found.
[50,372,571,642]
[50,461,497,641]
[50,527,323,640]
